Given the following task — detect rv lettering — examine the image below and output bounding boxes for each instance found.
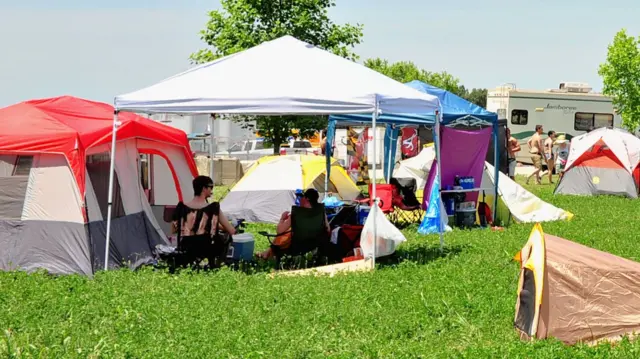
[545,103,577,114]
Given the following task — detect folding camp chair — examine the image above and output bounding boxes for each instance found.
[390,177,424,225]
[157,205,244,271]
[328,203,358,228]
[259,204,331,268]
[355,183,394,218]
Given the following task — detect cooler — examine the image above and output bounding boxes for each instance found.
[459,176,475,190]
[358,205,371,225]
[227,233,255,261]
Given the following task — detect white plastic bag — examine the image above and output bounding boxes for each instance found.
[360,204,407,258]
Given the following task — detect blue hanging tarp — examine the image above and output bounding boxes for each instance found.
[417,162,452,235]
[383,124,399,183]
[323,118,337,192]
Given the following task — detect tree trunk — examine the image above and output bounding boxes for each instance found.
[272,134,282,155]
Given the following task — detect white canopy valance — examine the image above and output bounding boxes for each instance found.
[115,35,440,115]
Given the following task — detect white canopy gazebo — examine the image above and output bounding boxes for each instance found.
[106,35,440,269]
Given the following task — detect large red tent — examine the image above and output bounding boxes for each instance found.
[0,96,198,198]
[0,96,199,275]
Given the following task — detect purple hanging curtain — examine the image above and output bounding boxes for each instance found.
[439,127,492,203]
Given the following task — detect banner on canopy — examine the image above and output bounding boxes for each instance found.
[401,128,419,159]
[346,127,370,185]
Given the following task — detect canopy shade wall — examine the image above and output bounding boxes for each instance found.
[110,35,442,270]
[328,80,498,126]
[325,81,500,245]
[115,36,440,116]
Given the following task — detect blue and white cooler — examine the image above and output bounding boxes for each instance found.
[227,233,255,261]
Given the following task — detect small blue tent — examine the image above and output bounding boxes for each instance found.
[324,81,500,240]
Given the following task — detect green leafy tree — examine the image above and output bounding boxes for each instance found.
[463,88,488,108]
[364,58,491,109]
[364,58,466,97]
[598,29,640,132]
[190,0,364,153]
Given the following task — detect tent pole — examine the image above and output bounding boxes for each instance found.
[324,119,336,197]
[371,102,379,268]
[434,110,444,252]
[209,114,215,190]
[324,127,329,194]
[104,110,119,271]
[492,122,499,223]
[386,126,393,183]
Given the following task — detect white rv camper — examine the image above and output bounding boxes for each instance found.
[486,82,622,164]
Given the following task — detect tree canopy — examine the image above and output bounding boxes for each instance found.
[364,58,488,108]
[190,0,364,153]
[598,29,640,132]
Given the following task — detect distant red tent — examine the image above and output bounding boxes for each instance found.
[0,96,198,198]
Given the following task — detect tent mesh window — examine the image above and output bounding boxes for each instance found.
[514,268,537,336]
[0,155,18,177]
[13,156,33,176]
[86,154,126,219]
[312,174,339,197]
[0,155,32,219]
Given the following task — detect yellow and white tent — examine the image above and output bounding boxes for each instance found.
[479,162,573,225]
[221,155,361,223]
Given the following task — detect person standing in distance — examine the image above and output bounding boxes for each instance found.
[506,127,521,180]
[526,125,544,185]
[543,130,557,184]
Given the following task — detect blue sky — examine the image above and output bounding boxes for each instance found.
[1,0,639,107]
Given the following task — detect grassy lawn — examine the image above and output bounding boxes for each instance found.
[2,177,640,358]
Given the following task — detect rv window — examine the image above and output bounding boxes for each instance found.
[228,143,243,152]
[243,142,252,151]
[594,113,614,128]
[254,141,264,150]
[511,110,528,125]
[574,112,614,131]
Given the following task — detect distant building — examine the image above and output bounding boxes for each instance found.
[146,114,255,153]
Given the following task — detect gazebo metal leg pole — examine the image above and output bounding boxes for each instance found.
[209,114,215,190]
[371,103,379,268]
[104,110,119,271]
[492,122,499,223]
[386,126,393,183]
[434,111,444,252]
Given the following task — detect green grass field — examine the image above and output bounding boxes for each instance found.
[2,177,640,358]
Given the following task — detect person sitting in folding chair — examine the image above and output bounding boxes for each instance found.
[257,188,330,260]
[390,178,421,211]
[169,176,237,267]
[389,178,423,224]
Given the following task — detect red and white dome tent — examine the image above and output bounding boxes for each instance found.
[555,127,640,198]
[0,96,198,275]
